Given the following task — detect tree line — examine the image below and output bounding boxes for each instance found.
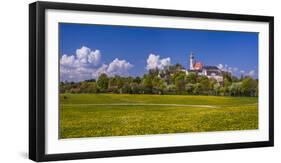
[60,64,258,97]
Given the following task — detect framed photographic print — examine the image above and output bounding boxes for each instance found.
[29,1,274,162]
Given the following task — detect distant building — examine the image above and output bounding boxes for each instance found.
[183,52,224,83]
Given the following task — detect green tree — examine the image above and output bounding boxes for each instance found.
[115,76,124,93]
[142,74,153,94]
[121,83,131,94]
[89,82,99,93]
[152,77,165,94]
[108,77,119,93]
[133,76,142,84]
[241,77,258,96]
[222,77,232,96]
[229,82,242,96]
[166,84,177,94]
[186,73,197,84]
[185,83,195,94]
[97,73,109,92]
[148,68,159,77]
[213,83,221,96]
[193,83,202,95]
[130,82,141,94]
[168,63,184,75]
[208,79,217,95]
[174,72,186,93]
[198,76,210,94]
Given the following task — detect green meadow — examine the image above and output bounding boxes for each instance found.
[59,94,258,139]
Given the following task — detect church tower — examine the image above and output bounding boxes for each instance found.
[189,52,195,70]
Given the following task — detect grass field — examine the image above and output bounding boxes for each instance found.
[59,94,258,139]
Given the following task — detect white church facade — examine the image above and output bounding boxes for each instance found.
[182,52,224,83]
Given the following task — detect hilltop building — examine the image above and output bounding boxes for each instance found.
[182,52,224,83]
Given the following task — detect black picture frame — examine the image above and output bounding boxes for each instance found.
[29,1,274,162]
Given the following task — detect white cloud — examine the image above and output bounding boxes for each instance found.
[247,70,256,77]
[88,50,101,65]
[217,63,257,78]
[107,58,133,75]
[218,64,239,74]
[60,54,75,67]
[76,46,90,63]
[217,64,224,70]
[60,65,94,81]
[146,54,171,70]
[92,64,108,79]
[218,64,230,73]
[217,64,229,71]
[60,46,101,69]
[60,46,133,82]
[239,70,256,77]
[76,46,101,66]
[160,57,171,68]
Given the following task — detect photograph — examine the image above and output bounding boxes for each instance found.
[59,23,259,139]
[28,1,274,161]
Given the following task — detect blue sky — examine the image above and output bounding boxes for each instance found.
[59,23,258,82]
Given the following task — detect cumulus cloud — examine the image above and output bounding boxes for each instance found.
[146,54,171,70]
[60,46,101,68]
[91,64,109,79]
[76,46,101,66]
[107,58,133,75]
[88,50,101,65]
[60,46,133,82]
[60,54,75,68]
